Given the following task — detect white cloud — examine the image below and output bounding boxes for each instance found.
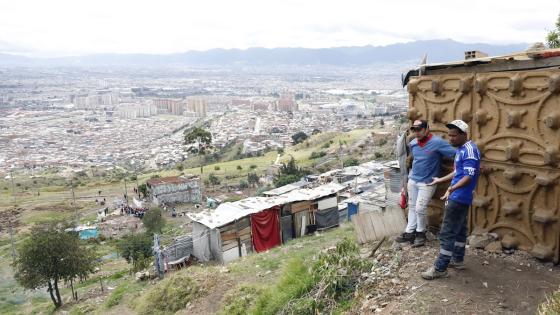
[0,0,558,56]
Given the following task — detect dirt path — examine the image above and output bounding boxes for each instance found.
[387,242,560,314]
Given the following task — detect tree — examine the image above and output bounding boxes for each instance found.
[379,118,385,127]
[138,183,148,198]
[277,147,284,155]
[236,165,243,170]
[291,131,308,145]
[184,127,212,154]
[247,172,259,187]
[547,13,560,48]
[274,157,309,187]
[142,207,165,235]
[343,158,360,167]
[118,233,153,272]
[274,174,300,187]
[208,173,221,187]
[312,129,321,135]
[14,223,97,308]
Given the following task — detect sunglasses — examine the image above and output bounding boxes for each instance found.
[410,126,424,131]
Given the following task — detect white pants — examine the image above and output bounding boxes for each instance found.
[405,179,437,233]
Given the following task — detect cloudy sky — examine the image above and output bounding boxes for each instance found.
[1,0,558,56]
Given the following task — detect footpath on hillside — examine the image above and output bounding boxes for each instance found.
[357,236,560,315]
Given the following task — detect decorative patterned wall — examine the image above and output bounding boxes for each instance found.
[408,69,560,262]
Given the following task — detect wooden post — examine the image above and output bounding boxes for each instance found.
[235,219,242,258]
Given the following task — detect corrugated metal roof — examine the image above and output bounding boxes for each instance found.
[402,48,560,86]
[262,179,309,196]
[188,182,345,229]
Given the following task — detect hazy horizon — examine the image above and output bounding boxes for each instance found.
[0,0,557,57]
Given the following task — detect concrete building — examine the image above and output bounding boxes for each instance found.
[186,97,207,117]
[116,103,158,118]
[153,98,184,115]
[147,175,201,205]
[277,93,297,112]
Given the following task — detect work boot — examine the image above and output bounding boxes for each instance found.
[448,260,466,270]
[395,232,415,244]
[412,231,426,247]
[421,266,448,280]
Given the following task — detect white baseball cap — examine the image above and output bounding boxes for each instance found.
[446,120,469,133]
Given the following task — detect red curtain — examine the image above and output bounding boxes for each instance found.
[251,207,281,253]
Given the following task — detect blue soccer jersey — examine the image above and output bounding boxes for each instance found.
[449,141,480,205]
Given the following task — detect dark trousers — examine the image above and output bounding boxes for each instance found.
[435,199,469,271]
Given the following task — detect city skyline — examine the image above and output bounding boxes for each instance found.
[0,0,557,57]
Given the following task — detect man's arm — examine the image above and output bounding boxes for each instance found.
[437,138,457,158]
[428,171,455,186]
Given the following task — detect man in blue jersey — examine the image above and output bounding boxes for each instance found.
[422,120,481,280]
[395,120,456,247]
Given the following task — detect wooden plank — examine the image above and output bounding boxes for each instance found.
[222,241,238,252]
[221,231,238,242]
[292,201,311,213]
[353,209,407,243]
[351,215,365,243]
[238,226,251,236]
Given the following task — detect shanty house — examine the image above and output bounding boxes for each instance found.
[147,175,201,205]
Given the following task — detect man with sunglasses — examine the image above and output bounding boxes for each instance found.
[395,120,456,247]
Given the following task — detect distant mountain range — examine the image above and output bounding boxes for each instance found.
[0,39,529,67]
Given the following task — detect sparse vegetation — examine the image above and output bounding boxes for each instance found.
[539,289,560,314]
[136,273,201,315]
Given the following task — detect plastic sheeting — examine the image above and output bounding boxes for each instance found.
[348,202,359,220]
[315,207,339,230]
[281,215,294,243]
[192,222,211,262]
[293,210,309,238]
[251,208,281,253]
[192,222,221,262]
[339,208,348,223]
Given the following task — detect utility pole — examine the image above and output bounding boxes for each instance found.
[135,172,140,198]
[124,177,128,206]
[8,170,17,264]
[70,179,78,223]
[8,219,16,264]
[10,170,16,205]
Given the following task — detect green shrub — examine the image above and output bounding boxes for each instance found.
[105,282,129,308]
[252,258,315,315]
[219,285,264,315]
[309,151,326,159]
[136,273,201,315]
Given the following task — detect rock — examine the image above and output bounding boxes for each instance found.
[488,232,499,240]
[485,241,503,253]
[503,248,515,255]
[471,226,487,235]
[468,234,495,249]
[501,232,519,249]
[426,231,435,241]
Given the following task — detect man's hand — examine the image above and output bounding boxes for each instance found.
[429,177,442,186]
[440,188,450,201]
